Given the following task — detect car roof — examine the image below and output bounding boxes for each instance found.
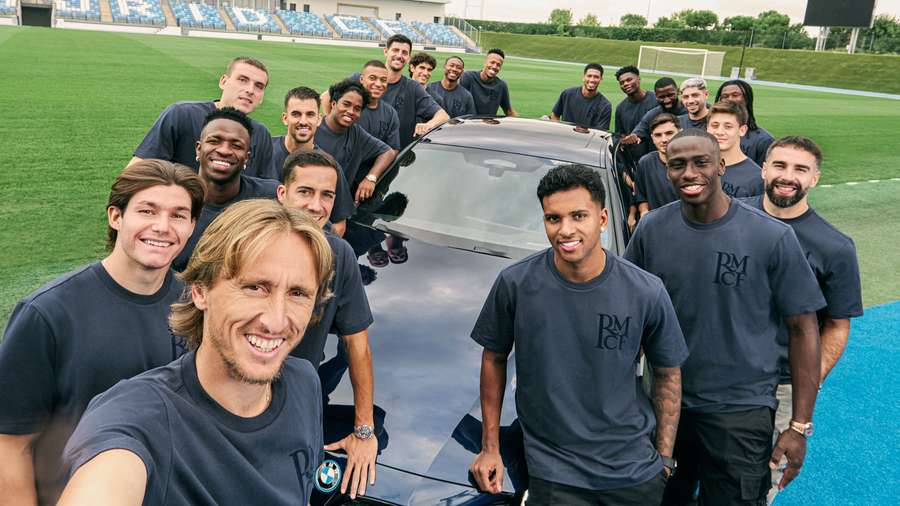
[420,116,614,167]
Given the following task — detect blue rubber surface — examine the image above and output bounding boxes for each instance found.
[775,301,900,505]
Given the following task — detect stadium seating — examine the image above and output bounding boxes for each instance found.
[0,0,16,16]
[372,18,423,43]
[109,0,165,26]
[224,6,281,33]
[55,0,101,21]
[412,21,464,47]
[325,14,377,41]
[170,1,225,30]
[276,10,329,37]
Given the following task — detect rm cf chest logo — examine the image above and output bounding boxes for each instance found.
[714,251,749,287]
[597,314,631,350]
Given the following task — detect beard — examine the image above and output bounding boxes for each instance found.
[207,329,285,385]
[765,178,808,208]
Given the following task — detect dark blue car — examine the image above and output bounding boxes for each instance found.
[313,117,625,505]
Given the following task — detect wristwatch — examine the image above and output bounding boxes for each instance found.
[789,420,814,438]
[364,174,378,183]
[661,455,676,473]
[354,424,375,440]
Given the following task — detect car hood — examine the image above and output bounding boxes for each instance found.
[319,226,528,504]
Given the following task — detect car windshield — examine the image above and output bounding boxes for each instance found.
[353,143,616,258]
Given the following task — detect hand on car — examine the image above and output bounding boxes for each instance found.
[355,180,376,203]
[470,450,504,494]
[414,123,432,137]
[324,434,378,499]
[769,429,806,490]
[621,134,641,145]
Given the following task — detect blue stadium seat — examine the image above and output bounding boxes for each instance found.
[372,18,424,43]
[325,14,377,41]
[412,21,464,47]
[170,2,225,30]
[225,5,281,33]
[55,0,101,21]
[276,10,330,37]
[0,0,17,16]
[108,0,165,26]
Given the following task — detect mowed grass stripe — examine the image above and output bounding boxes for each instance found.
[1,26,898,323]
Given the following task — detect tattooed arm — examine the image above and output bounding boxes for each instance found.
[651,366,682,469]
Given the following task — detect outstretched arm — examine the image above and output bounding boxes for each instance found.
[0,433,39,506]
[57,449,146,506]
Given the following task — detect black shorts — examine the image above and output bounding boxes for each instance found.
[528,471,667,506]
[662,407,774,506]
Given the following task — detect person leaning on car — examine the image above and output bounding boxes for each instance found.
[470,164,688,505]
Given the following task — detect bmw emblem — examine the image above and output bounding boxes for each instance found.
[315,459,341,493]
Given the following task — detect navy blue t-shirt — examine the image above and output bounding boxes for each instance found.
[631,103,687,140]
[677,113,709,131]
[0,263,184,505]
[291,233,373,367]
[173,174,278,271]
[551,86,612,130]
[268,136,355,223]
[315,121,390,189]
[471,250,688,491]
[63,352,323,505]
[426,81,476,119]
[460,70,512,117]
[358,101,401,150]
[133,100,275,179]
[615,91,658,162]
[746,196,864,383]
[721,157,764,198]
[625,200,826,412]
[741,126,775,166]
[634,152,679,210]
[350,72,442,149]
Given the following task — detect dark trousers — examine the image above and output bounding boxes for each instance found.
[528,472,667,506]
[662,407,773,506]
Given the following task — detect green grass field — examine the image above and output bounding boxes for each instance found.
[1,26,899,323]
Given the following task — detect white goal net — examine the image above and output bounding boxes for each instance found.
[637,46,726,77]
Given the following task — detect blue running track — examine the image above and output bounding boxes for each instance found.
[776,301,900,505]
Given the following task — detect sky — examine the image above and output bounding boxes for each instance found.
[445,1,900,25]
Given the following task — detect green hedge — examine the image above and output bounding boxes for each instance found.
[480,32,900,94]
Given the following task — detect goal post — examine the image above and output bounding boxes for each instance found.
[637,45,726,77]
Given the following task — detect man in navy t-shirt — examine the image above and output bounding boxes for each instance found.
[625,129,825,505]
[676,78,710,131]
[131,57,275,179]
[550,63,612,130]
[277,149,376,500]
[270,86,355,236]
[623,77,687,147]
[426,56,477,119]
[60,200,334,505]
[173,107,279,271]
[746,136,863,503]
[707,101,764,198]
[460,48,518,117]
[0,160,204,505]
[634,113,681,217]
[716,80,775,166]
[358,60,402,152]
[615,65,658,163]
[470,164,688,505]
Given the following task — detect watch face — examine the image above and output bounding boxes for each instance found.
[355,425,374,439]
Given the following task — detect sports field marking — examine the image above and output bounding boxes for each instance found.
[818,177,900,188]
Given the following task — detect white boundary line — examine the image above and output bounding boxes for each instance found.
[818,178,900,188]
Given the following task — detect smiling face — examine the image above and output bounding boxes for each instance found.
[719,84,746,106]
[542,187,608,269]
[763,145,820,208]
[444,58,464,82]
[707,112,748,152]
[219,62,268,114]
[655,85,679,110]
[681,86,709,115]
[384,41,411,72]
[196,118,250,185]
[108,184,195,271]
[329,90,364,128]
[277,164,338,228]
[410,62,434,86]
[192,231,319,384]
[282,97,320,146]
[582,69,602,93]
[361,65,389,100]
[666,135,725,205]
[617,71,640,96]
[482,53,504,79]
